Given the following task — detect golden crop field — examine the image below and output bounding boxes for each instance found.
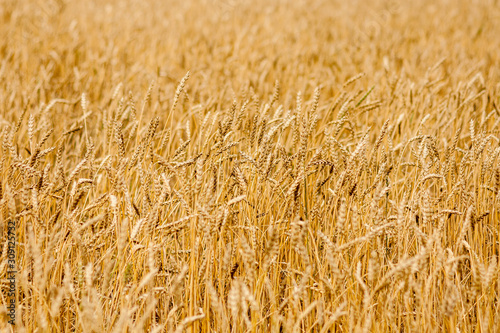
[1,0,500,331]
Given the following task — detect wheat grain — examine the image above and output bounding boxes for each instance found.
[4,1,500,331]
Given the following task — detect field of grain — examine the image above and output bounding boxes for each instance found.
[1,0,500,331]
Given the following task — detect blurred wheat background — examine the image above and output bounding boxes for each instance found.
[1,0,500,331]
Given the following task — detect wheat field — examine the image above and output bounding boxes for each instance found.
[1,0,500,331]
